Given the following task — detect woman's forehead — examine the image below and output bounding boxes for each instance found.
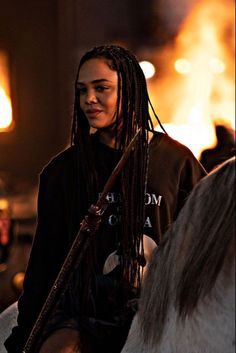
[78,58,118,84]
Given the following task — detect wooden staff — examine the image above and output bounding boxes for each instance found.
[22,128,141,353]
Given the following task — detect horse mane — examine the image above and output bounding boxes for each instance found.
[139,157,236,345]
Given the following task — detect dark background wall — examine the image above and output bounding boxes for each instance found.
[0,1,61,189]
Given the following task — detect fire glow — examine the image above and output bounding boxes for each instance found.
[0,51,13,132]
[0,87,12,130]
[149,0,235,158]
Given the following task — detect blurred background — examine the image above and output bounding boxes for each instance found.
[0,0,235,312]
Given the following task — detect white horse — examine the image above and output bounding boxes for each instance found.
[122,157,235,353]
[0,302,18,353]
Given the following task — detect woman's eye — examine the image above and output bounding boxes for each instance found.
[77,87,87,94]
[78,87,87,94]
[96,86,108,92]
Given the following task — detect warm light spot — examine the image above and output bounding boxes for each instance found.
[0,263,7,272]
[0,198,9,210]
[12,272,25,292]
[209,57,225,74]
[0,87,12,130]
[139,61,156,79]
[0,51,13,131]
[174,58,192,75]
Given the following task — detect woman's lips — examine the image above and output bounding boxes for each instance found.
[86,109,102,118]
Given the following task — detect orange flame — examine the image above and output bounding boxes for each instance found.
[149,0,235,158]
[0,87,12,130]
[0,51,13,132]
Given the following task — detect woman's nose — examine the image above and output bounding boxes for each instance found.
[85,89,98,104]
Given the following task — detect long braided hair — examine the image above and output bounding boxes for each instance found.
[71,44,164,302]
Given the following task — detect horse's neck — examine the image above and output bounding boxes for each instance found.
[160,268,235,353]
[122,266,235,353]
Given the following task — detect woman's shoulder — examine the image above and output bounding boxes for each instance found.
[40,145,76,178]
[149,130,206,180]
[150,130,196,158]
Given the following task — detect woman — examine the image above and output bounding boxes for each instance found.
[5,45,206,353]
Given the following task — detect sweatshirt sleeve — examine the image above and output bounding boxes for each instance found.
[174,153,207,218]
[4,166,71,353]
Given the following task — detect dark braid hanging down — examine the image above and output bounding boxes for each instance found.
[71,44,165,296]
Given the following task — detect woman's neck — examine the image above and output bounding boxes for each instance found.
[96,128,154,149]
[97,127,120,149]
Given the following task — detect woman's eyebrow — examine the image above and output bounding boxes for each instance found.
[77,79,112,86]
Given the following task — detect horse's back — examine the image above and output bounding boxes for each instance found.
[0,302,18,353]
[123,283,235,353]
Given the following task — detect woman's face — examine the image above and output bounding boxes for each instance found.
[77,58,119,130]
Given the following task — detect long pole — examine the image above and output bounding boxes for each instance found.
[22,128,141,353]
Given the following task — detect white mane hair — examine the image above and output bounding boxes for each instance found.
[122,157,235,353]
[0,302,18,353]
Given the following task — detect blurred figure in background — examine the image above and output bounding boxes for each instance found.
[0,178,13,265]
[0,233,33,313]
[200,124,235,172]
[0,178,33,313]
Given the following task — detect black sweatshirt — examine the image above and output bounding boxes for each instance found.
[5,131,206,352]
